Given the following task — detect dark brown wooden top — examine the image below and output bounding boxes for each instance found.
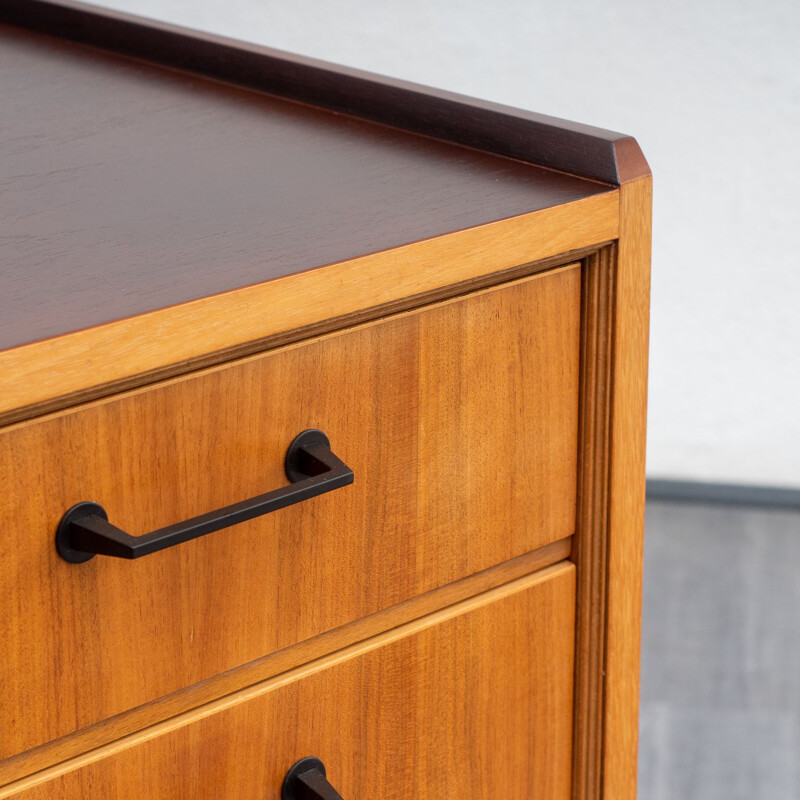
[2,0,650,185]
[0,2,625,353]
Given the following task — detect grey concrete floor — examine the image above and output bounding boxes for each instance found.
[639,499,800,799]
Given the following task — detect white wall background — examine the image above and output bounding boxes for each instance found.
[99,0,800,489]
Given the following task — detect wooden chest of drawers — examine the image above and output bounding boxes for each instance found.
[0,2,651,798]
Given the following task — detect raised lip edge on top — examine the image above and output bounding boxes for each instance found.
[0,0,650,186]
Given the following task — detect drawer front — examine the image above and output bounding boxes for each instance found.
[8,564,576,799]
[0,265,580,757]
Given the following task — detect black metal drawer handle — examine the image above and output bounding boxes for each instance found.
[56,429,353,563]
[282,758,344,800]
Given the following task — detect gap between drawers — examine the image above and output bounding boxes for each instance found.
[0,537,572,790]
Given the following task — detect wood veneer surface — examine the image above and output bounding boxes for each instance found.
[0,538,571,786]
[0,22,609,353]
[0,267,580,759]
[602,174,652,800]
[1,564,576,799]
[1,0,650,185]
[0,201,617,424]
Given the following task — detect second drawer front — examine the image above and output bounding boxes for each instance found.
[0,265,580,757]
[8,563,576,799]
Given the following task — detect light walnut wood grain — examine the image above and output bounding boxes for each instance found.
[602,176,652,800]
[0,267,580,761]
[0,563,576,800]
[0,194,617,424]
[0,537,570,786]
